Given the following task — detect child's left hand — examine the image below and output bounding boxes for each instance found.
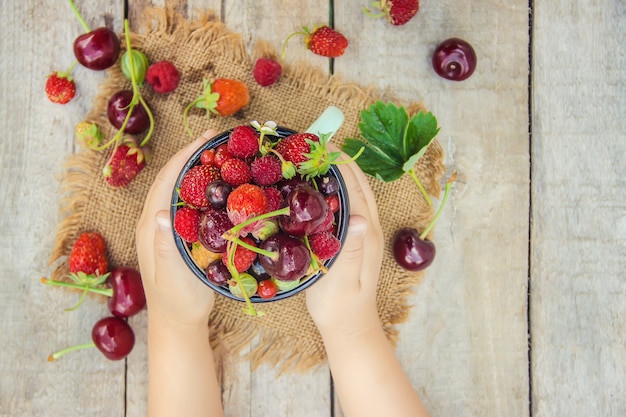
[135,130,218,327]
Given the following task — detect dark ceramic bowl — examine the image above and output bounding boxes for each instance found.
[171,127,350,303]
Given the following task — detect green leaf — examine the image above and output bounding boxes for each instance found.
[342,101,439,183]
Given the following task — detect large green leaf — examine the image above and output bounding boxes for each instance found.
[342,101,440,182]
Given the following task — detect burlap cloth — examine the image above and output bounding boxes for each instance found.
[50,8,445,373]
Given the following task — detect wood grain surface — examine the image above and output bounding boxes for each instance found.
[0,0,623,416]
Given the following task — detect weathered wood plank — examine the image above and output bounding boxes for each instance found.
[217,2,334,417]
[0,1,126,417]
[530,1,626,416]
[334,1,530,416]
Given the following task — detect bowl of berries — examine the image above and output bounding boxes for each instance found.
[171,108,353,314]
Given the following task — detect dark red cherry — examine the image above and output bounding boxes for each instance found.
[391,227,436,271]
[279,186,328,236]
[197,207,233,252]
[206,260,232,286]
[432,38,477,81]
[73,27,121,71]
[259,233,311,281]
[91,316,135,360]
[107,90,151,134]
[107,267,146,318]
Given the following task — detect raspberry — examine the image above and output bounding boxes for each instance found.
[251,154,282,186]
[179,165,221,208]
[223,236,257,272]
[173,207,200,242]
[309,231,341,261]
[253,58,282,87]
[228,126,259,158]
[221,158,252,186]
[263,186,284,212]
[146,61,180,93]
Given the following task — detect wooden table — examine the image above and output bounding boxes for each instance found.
[1,1,624,416]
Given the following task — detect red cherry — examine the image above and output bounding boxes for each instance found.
[73,27,121,71]
[432,38,477,81]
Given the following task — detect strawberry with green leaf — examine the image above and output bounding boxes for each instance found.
[342,101,439,205]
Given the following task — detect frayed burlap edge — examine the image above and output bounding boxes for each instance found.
[48,7,445,375]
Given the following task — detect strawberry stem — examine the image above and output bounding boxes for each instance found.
[281,29,309,59]
[408,168,433,206]
[48,342,95,361]
[183,98,203,137]
[64,284,90,312]
[419,172,456,240]
[67,0,91,32]
[41,277,113,297]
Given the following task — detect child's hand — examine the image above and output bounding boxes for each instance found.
[136,130,218,328]
[305,154,385,340]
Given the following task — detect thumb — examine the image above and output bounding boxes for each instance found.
[334,215,368,269]
[153,210,184,275]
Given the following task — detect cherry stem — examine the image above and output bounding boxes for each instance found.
[408,168,433,206]
[48,342,95,362]
[303,235,320,271]
[226,206,290,239]
[67,0,91,32]
[41,277,113,297]
[419,172,456,240]
[225,241,260,316]
[124,19,154,147]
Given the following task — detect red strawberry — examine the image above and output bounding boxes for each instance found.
[251,154,282,186]
[253,57,282,86]
[223,236,257,272]
[213,144,234,168]
[173,207,200,242]
[221,158,252,186]
[307,26,349,58]
[68,232,108,279]
[46,72,76,104]
[228,126,260,159]
[309,231,341,261]
[274,133,319,166]
[226,183,269,228]
[179,164,221,208]
[365,0,419,26]
[146,60,180,93]
[283,26,349,58]
[103,139,147,187]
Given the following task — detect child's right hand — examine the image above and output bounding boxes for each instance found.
[305,155,385,340]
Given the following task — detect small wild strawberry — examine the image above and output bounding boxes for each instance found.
[221,158,252,187]
[102,138,147,188]
[75,122,104,149]
[179,164,222,208]
[68,232,109,282]
[173,206,201,242]
[282,25,349,58]
[46,72,76,104]
[183,78,250,136]
[364,0,420,26]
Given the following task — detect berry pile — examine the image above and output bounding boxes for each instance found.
[172,122,349,315]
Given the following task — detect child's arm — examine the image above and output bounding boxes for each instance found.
[136,131,225,417]
[306,157,430,417]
